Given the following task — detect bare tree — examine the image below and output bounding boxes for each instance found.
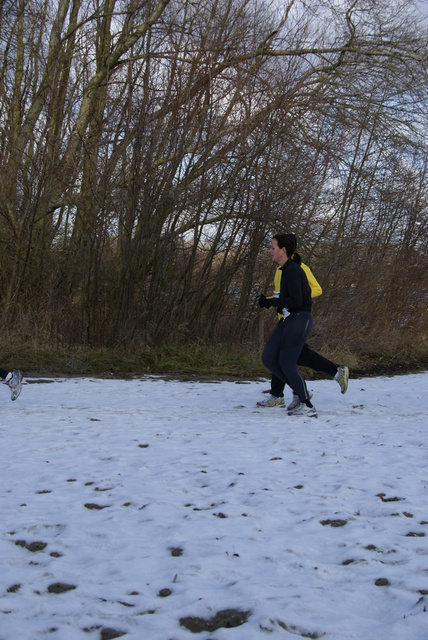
[0,0,426,358]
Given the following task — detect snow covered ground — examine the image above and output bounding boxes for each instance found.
[1,371,427,640]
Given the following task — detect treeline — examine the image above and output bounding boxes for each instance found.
[0,0,427,363]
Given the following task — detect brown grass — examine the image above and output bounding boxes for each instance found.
[0,334,426,380]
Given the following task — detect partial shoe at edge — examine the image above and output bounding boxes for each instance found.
[6,370,23,401]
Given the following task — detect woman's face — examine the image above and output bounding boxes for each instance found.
[269,238,287,265]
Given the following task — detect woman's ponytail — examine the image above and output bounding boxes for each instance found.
[292,251,302,265]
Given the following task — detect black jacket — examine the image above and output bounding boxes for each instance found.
[271,259,312,313]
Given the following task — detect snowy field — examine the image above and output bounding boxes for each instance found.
[1,372,427,640]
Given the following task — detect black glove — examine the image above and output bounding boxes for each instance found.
[258,294,272,309]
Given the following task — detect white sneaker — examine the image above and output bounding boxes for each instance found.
[288,403,318,418]
[335,366,349,394]
[6,370,23,401]
[287,390,313,411]
[256,395,285,408]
